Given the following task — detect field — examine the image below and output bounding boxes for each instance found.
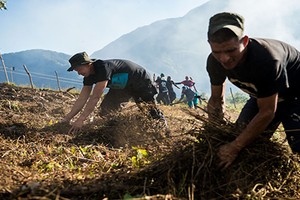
[0,83,299,200]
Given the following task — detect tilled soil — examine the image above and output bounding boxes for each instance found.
[0,83,299,200]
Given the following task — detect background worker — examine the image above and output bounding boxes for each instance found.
[166,75,180,104]
[175,76,195,89]
[177,86,199,109]
[206,12,300,169]
[155,73,170,105]
[62,52,168,134]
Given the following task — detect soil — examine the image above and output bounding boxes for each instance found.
[0,83,199,200]
[0,83,299,200]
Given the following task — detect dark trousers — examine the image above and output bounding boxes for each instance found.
[99,88,164,120]
[236,97,300,152]
[156,92,170,105]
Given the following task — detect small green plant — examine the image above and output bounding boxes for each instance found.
[4,100,21,112]
[131,146,149,168]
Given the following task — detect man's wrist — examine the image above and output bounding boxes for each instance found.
[232,139,245,151]
[62,117,71,123]
[77,116,86,123]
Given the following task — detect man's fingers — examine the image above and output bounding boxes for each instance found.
[218,159,232,171]
[68,127,74,134]
[218,160,226,169]
[217,151,234,170]
[68,126,80,134]
[218,159,228,170]
[222,161,232,170]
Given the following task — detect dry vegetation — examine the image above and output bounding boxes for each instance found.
[0,83,299,200]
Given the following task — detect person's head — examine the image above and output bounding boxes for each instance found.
[207,12,249,70]
[68,52,95,77]
[185,76,189,80]
[160,73,165,78]
[182,86,188,91]
[167,76,171,81]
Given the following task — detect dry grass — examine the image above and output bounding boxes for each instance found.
[0,83,299,200]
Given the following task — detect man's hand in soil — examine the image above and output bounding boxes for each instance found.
[68,119,84,134]
[45,119,70,133]
[217,141,242,170]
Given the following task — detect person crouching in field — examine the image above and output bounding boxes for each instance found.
[177,86,199,109]
[61,52,168,134]
[206,12,300,170]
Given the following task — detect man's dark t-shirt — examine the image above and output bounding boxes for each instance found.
[155,78,168,93]
[207,38,300,101]
[83,59,154,94]
[166,80,175,93]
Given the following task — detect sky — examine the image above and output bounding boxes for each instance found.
[227,0,300,47]
[0,0,209,55]
[1,0,300,93]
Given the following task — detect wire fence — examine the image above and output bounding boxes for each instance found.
[0,67,82,91]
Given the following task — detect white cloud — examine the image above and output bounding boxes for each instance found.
[223,0,300,48]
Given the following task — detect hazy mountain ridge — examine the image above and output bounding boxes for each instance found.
[91,0,230,92]
[0,50,82,89]
[0,0,238,92]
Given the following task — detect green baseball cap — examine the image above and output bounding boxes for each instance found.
[68,52,95,71]
[208,12,244,37]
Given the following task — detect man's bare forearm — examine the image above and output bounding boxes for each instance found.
[64,98,88,121]
[234,110,274,148]
[207,97,225,120]
[77,96,101,122]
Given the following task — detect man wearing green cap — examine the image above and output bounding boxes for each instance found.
[62,52,168,134]
[206,12,300,169]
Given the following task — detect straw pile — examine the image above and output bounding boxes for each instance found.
[0,83,299,199]
[125,110,300,199]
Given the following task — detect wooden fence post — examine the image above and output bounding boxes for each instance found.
[23,64,34,89]
[55,71,61,91]
[0,52,10,83]
[230,87,237,109]
[10,67,14,82]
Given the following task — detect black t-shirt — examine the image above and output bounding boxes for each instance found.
[155,78,168,93]
[83,59,152,92]
[166,80,175,92]
[182,87,195,101]
[206,38,300,100]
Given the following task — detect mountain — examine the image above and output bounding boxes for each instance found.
[2,0,300,94]
[91,0,229,93]
[0,50,82,90]
[0,0,241,93]
[0,0,247,94]
[91,0,300,94]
